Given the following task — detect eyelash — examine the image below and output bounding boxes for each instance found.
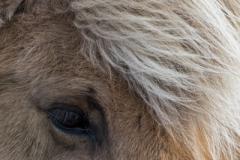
[47,104,94,137]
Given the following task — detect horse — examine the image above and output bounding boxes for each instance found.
[0,0,240,159]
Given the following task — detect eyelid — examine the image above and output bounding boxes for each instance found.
[49,115,90,134]
[48,103,84,113]
[47,104,94,137]
[47,108,86,128]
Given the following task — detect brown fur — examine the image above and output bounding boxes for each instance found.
[0,0,239,159]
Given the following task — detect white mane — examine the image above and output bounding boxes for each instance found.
[71,0,240,159]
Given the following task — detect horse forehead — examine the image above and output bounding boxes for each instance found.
[1,23,101,78]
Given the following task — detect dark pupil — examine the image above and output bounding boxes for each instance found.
[49,108,87,129]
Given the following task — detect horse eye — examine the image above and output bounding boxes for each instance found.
[47,104,92,136]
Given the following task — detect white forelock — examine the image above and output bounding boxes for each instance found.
[71,0,240,159]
